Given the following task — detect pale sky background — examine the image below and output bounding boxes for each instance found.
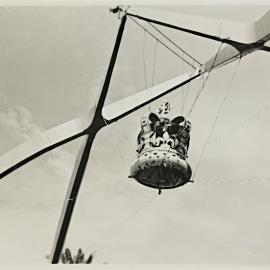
[0,3,270,266]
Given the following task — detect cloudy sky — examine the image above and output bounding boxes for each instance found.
[0,3,270,267]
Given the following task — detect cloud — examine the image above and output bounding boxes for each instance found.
[0,93,84,207]
[0,92,84,175]
[0,93,42,143]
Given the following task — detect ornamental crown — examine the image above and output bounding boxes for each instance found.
[137,100,191,159]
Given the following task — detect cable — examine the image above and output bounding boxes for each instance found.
[191,57,242,182]
[142,30,148,89]
[128,16,197,69]
[151,39,158,87]
[186,41,224,118]
[181,56,192,116]
[181,51,186,115]
[91,193,158,252]
[147,22,202,67]
[142,30,151,113]
[183,76,190,116]
[181,54,191,116]
[181,83,184,115]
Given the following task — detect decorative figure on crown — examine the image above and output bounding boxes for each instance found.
[176,120,191,158]
[147,99,172,149]
[136,113,154,154]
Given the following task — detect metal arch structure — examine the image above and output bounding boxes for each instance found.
[0,7,269,264]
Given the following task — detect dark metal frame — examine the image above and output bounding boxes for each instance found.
[50,14,127,264]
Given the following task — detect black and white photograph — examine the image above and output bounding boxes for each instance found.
[0,1,270,268]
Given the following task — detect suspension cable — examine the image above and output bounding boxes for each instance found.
[181,83,184,115]
[181,51,186,115]
[186,41,224,118]
[151,39,158,87]
[191,57,242,182]
[91,192,158,253]
[128,16,197,69]
[147,22,202,67]
[142,30,148,89]
[142,30,151,113]
[182,70,191,116]
[181,56,193,116]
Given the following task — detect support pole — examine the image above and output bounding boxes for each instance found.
[50,14,127,264]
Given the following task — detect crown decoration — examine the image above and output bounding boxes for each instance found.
[156,99,172,118]
[137,100,191,159]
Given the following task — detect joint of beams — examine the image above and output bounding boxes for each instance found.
[223,39,266,55]
[85,114,108,135]
[109,5,130,19]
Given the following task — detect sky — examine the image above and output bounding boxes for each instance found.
[0,4,270,267]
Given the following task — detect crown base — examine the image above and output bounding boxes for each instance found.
[130,149,192,189]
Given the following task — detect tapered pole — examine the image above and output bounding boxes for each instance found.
[50,14,127,264]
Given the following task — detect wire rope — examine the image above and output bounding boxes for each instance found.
[191,57,242,182]
[128,16,197,69]
[186,42,224,118]
[151,39,158,87]
[147,21,202,67]
[142,30,148,89]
